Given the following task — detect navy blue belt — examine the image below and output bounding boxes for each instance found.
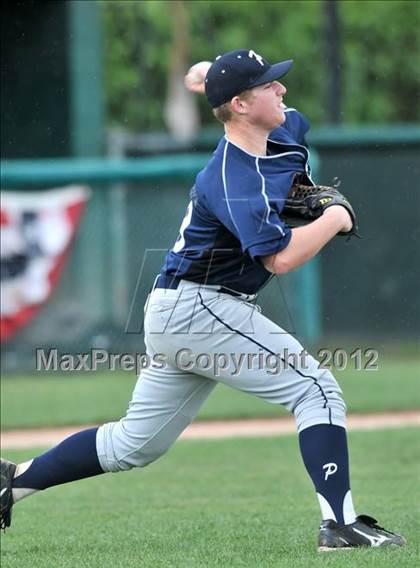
[155,275,254,300]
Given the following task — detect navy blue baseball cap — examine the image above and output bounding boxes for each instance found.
[205,48,293,108]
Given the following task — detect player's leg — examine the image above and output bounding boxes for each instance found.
[2,428,103,513]
[150,286,351,522]
[1,366,215,529]
[180,290,405,547]
[95,289,216,473]
[0,290,217,529]
[166,290,366,532]
[96,363,215,472]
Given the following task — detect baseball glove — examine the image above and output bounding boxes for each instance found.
[281,176,358,237]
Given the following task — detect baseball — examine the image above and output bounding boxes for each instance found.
[184,61,212,94]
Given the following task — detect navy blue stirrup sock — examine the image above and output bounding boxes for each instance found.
[299,424,355,525]
[13,428,104,490]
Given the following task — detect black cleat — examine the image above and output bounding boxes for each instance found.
[1,459,16,531]
[318,514,406,551]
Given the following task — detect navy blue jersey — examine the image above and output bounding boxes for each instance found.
[160,109,313,295]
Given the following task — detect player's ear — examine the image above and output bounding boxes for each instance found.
[230,96,248,114]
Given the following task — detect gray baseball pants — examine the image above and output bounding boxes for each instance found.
[97,280,346,472]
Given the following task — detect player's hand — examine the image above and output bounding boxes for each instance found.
[184,61,212,94]
[323,205,353,233]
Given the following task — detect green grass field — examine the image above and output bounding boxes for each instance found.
[1,428,419,568]
[1,358,419,430]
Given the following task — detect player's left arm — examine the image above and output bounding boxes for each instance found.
[262,205,353,275]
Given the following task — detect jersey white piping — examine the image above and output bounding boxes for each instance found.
[224,136,306,161]
[222,141,242,237]
[255,157,285,235]
[267,139,315,184]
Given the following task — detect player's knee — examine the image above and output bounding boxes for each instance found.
[323,370,347,410]
[293,370,347,430]
[120,445,167,470]
[104,443,168,472]
[313,369,345,406]
[96,421,171,472]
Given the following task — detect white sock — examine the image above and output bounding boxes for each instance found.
[12,459,39,504]
[12,487,38,503]
[342,490,357,524]
[317,489,357,525]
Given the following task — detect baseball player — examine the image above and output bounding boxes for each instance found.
[1,49,405,551]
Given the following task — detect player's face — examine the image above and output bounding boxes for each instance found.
[245,81,287,130]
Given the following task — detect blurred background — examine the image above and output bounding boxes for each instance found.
[1,0,419,381]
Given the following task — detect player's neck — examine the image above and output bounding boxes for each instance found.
[224,122,269,156]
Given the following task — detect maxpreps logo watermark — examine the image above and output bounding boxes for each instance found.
[36,348,165,373]
[36,347,379,375]
[36,348,308,375]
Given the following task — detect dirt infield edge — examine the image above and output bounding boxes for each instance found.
[1,410,419,449]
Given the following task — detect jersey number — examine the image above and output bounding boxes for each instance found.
[173,200,193,253]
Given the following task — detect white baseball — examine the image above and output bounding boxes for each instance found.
[184,61,212,94]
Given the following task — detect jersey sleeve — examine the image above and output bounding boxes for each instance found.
[227,195,292,260]
[210,149,292,260]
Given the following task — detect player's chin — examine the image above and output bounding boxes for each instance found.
[271,111,286,128]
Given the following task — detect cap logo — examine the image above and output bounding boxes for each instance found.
[248,49,264,66]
